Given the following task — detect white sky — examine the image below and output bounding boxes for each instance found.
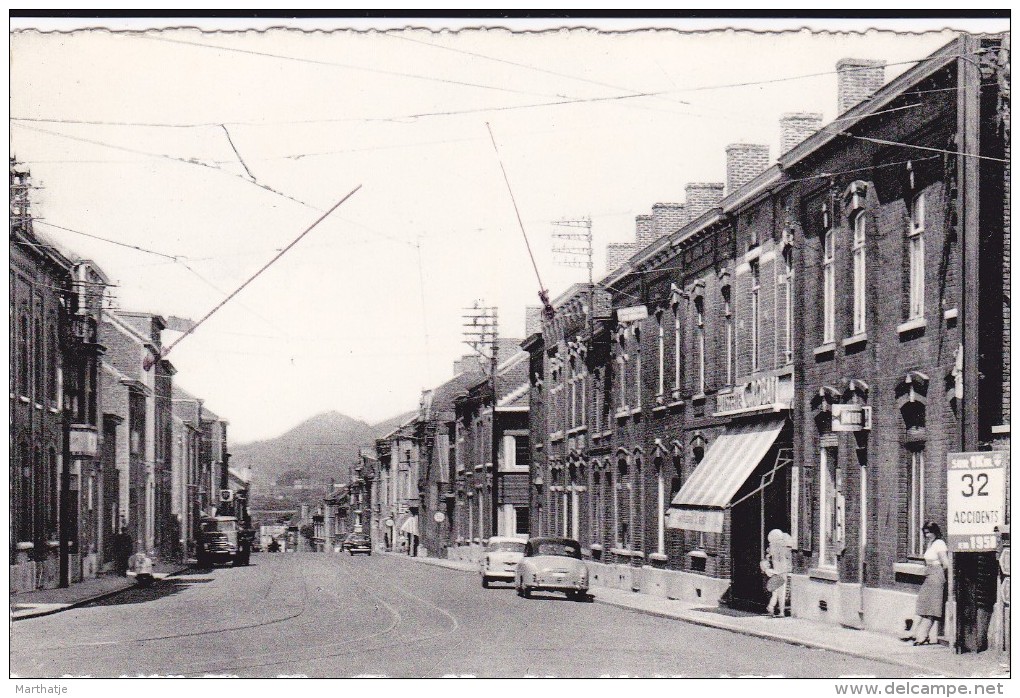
[9,17,1007,443]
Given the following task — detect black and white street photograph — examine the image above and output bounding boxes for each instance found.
[8,12,1011,687]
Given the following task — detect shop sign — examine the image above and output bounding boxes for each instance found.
[947,451,1006,552]
[616,305,648,323]
[665,507,724,533]
[831,404,872,432]
[69,426,98,457]
[715,373,793,417]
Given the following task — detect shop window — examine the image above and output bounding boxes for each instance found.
[819,446,842,568]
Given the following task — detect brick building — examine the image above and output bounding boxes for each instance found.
[414,361,485,557]
[448,341,530,562]
[523,33,1009,648]
[10,160,110,591]
[372,417,419,552]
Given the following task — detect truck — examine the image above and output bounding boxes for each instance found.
[195,488,256,567]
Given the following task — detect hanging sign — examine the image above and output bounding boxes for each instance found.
[946,451,1006,552]
[831,405,872,432]
[616,305,648,323]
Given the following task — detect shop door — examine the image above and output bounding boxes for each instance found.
[729,447,792,610]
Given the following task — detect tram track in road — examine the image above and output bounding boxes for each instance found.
[180,552,467,676]
[10,554,307,656]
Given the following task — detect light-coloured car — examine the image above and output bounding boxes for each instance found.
[480,536,527,588]
[515,536,589,601]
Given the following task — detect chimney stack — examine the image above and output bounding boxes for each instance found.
[652,202,687,239]
[836,58,886,115]
[779,112,824,154]
[525,306,543,336]
[684,182,725,221]
[606,242,637,275]
[635,215,655,250]
[725,143,770,195]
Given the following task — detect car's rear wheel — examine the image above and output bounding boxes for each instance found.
[522,585,532,599]
[481,576,490,589]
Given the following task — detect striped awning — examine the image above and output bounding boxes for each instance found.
[670,416,786,509]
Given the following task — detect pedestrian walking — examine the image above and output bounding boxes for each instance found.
[113,526,133,577]
[911,522,949,645]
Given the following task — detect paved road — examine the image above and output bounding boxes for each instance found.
[11,552,914,677]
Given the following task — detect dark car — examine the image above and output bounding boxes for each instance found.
[343,532,372,555]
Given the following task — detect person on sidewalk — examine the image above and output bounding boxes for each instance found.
[113,527,133,577]
[912,522,949,646]
[761,529,792,617]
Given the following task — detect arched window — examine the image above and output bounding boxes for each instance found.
[851,211,867,336]
[822,229,836,344]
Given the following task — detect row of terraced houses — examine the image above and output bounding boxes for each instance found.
[10,159,241,593]
[344,35,1010,652]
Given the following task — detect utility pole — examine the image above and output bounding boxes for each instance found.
[462,301,499,539]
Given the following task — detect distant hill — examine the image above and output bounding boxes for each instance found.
[232,411,376,488]
[233,410,420,488]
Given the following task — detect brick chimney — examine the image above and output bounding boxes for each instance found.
[779,112,824,154]
[726,143,770,195]
[606,242,637,275]
[836,58,886,115]
[453,354,481,376]
[652,202,687,238]
[525,306,543,336]
[685,182,725,221]
[635,215,655,250]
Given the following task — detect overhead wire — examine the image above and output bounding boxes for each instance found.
[133,33,572,101]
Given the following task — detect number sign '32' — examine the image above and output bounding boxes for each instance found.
[946,451,1006,552]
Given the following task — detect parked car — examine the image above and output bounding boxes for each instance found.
[343,532,372,555]
[515,536,589,601]
[480,536,527,588]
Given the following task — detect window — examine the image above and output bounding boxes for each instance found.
[514,506,529,535]
[514,434,530,467]
[782,247,794,362]
[750,261,760,372]
[852,213,867,335]
[657,314,665,398]
[617,355,628,409]
[634,347,642,410]
[907,449,926,558]
[722,287,733,385]
[908,193,925,320]
[48,448,58,539]
[673,304,682,395]
[819,446,841,568]
[822,229,836,344]
[33,316,43,400]
[655,457,665,555]
[19,314,29,396]
[694,296,705,393]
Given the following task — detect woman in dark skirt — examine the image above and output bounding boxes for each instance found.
[913,522,949,645]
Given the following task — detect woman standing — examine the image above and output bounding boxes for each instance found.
[913,522,950,645]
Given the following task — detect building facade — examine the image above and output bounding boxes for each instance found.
[10,160,110,591]
[523,34,1009,648]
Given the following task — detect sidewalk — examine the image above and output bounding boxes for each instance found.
[386,552,1009,678]
[10,561,190,621]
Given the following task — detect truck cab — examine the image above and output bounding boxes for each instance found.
[196,516,251,567]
